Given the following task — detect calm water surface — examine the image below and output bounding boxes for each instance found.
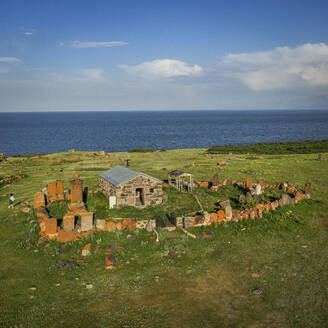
[1,110,328,156]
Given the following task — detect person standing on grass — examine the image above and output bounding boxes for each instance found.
[9,193,15,208]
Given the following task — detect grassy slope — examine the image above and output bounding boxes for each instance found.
[0,148,328,327]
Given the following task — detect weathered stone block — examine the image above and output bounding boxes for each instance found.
[34,192,45,209]
[96,219,106,230]
[57,230,78,242]
[295,190,304,201]
[217,210,225,222]
[63,215,75,232]
[56,180,64,200]
[225,206,232,220]
[245,178,253,188]
[80,212,93,232]
[48,182,57,202]
[210,212,218,223]
[45,218,57,235]
[70,178,83,203]
[304,183,311,194]
[219,200,231,209]
[82,243,91,256]
[105,221,117,231]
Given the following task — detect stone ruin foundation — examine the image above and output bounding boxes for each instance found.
[35,174,311,243]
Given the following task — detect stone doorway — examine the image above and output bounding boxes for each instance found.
[136,188,145,206]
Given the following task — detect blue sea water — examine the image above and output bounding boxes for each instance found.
[0,110,328,156]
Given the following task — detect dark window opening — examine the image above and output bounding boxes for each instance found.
[136,188,145,205]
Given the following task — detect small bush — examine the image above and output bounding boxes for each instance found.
[128,148,156,153]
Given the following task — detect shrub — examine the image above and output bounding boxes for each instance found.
[128,148,156,153]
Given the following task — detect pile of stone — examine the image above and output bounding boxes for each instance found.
[174,182,311,228]
[35,175,94,243]
[95,218,156,232]
[0,174,24,185]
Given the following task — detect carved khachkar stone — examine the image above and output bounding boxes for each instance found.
[34,192,45,209]
[63,214,75,232]
[48,182,57,202]
[81,212,93,231]
[70,178,83,203]
[56,180,64,200]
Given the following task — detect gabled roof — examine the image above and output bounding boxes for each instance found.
[99,165,161,186]
[168,170,192,177]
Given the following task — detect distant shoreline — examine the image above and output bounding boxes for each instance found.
[7,139,328,158]
[1,108,328,114]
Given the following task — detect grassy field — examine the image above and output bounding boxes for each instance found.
[0,146,328,327]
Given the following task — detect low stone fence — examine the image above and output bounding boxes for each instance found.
[0,174,24,185]
[35,177,311,243]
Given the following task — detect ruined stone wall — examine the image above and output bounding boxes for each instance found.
[99,174,163,208]
[99,176,117,198]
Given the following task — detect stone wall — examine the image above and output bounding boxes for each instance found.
[99,174,163,208]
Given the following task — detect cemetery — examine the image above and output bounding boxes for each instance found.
[0,147,327,327]
[33,165,311,244]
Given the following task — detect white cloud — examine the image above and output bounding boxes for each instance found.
[56,41,64,46]
[79,68,104,81]
[0,57,21,63]
[118,59,203,78]
[72,41,128,48]
[24,31,33,36]
[220,43,328,91]
[0,57,22,74]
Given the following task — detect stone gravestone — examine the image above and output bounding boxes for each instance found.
[239,194,246,204]
[81,212,93,232]
[70,178,83,203]
[246,192,253,204]
[245,178,253,189]
[225,206,232,220]
[280,194,291,206]
[48,182,57,202]
[56,180,64,200]
[63,214,75,232]
[146,220,153,232]
[255,184,262,196]
[304,183,311,194]
[219,200,231,209]
[183,217,190,229]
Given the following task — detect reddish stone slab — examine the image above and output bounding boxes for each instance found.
[56,180,64,200]
[63,215,75,232]
[45,218,57,234]
[48,182,57,202]
[70,178,83,203]
[81,212,93,232]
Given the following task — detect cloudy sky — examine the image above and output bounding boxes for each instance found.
[0,0,328,111]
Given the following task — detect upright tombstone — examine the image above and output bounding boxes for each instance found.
[225,206,232,220]
[63,214,75,232]
[34,192,45,209]
[48,182,57,202]
[280,193,291,206]
[246,192,253,204]
[304,183,311,194]
[80,212,93,231]
[56,180,64,200]
[70,178,83,203]
[219,200,231,209]
[255,184,262,196]
[245,178,253,189]
[239,194,246,204]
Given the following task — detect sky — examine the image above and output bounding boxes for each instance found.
[0,0,328,111]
